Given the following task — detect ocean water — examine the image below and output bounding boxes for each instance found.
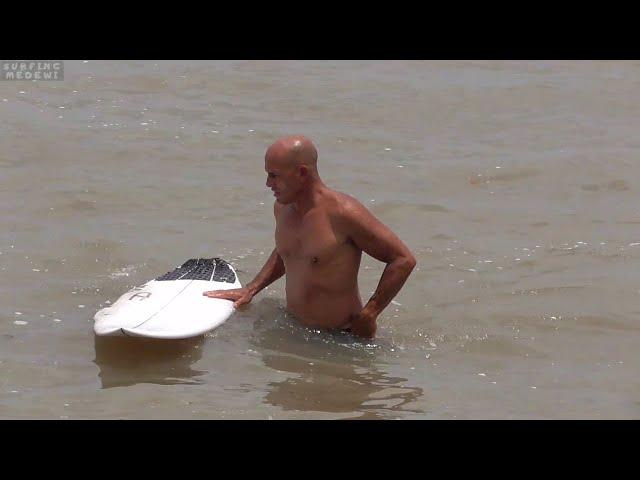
[1,60,638,419]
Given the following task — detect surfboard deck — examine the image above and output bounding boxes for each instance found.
[94,258,241,339]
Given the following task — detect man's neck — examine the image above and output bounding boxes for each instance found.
[292,179,327,215]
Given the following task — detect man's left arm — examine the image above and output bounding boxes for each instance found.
[340,198,417,338]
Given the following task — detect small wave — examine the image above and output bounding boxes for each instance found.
[108,265,138,279]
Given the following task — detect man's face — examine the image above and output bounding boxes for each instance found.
[265,156,302,204]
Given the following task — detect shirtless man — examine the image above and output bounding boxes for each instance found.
[203,135,416,338]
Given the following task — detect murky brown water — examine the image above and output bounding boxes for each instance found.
[1,60,639,419]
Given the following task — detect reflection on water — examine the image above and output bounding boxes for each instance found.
[248,299,424,419]
[93,335,206,389]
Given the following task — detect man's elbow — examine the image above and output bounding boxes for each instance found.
[399,253,417,274]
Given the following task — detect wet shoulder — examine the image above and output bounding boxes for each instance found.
[328,191,371,225]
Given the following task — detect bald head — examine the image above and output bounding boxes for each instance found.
[264,136,322,204]
[265,135,318,172]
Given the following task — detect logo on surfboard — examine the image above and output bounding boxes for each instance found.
[129,292,151,301]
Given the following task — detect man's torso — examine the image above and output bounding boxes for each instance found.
[274,191,362,329]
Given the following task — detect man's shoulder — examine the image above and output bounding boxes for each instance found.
[327,190,370,221]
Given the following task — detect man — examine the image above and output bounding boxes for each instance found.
[203,135,416,338]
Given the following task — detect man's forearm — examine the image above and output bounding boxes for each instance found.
[363,255,416,317]
[246,248,285,296]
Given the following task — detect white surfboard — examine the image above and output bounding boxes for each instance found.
[94,258,241,339]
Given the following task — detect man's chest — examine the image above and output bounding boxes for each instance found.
[275,209,348,263]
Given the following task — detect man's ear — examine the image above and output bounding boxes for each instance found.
[299,164,309,178]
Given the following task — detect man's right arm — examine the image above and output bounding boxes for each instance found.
[247,201,286,294]
[202,201,285,307]
[245,247,285,296]
[202,248,284,307]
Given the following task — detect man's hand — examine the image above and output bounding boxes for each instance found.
[202,287,254,309]
[350,308,378,339]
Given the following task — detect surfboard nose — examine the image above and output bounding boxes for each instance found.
[93,321,126,336]
[93,308,129,336]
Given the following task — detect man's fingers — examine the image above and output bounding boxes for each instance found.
[203,289,252,311]
[233,297,251,309]
[203,291,235,299]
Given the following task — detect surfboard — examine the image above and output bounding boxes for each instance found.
[94,258,241,339]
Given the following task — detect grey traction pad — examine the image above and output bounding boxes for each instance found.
[155,258,236,283]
